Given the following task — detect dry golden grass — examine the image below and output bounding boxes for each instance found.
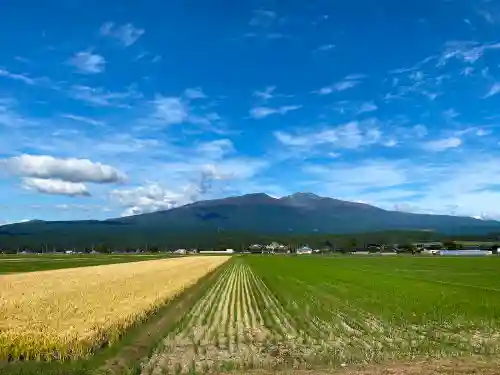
[0,256,230,361]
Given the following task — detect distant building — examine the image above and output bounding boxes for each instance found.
[296,246,313,255]
[248,244,263,253]
[412,242,443,250]
[199,249,235,255]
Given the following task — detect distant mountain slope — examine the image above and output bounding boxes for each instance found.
[1,193,500,250]
[110,192,500,235]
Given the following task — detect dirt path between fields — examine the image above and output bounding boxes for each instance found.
[97,264,226,375]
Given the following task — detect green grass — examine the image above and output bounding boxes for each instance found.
[245,256,500,364]
[0,253,176,274]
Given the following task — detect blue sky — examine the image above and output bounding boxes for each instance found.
[2,0,500,223]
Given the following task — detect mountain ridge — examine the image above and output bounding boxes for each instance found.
[2,193,499,235]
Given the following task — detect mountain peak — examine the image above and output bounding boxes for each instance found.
[288,192,322,199]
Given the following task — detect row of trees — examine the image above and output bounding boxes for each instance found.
[2,225,499,254]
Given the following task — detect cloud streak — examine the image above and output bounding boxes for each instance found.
[249,105,301,119]
[100,22,144,47]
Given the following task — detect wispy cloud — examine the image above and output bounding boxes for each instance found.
[0,68,36,85]
[315,44,335,52]
[357,101,378,115]
[151,96,188,125]
[484,82,500,98]
[439,40,500,65]
[316,78,360,95]
[275,121,382,149]
[68,85,141,107]
[443,108,460,120]
[413,124,428,138]
[61,114,106,127]
[100,22,144,47]
[243,32,290,40]
[249,10,277,28]
[0,98,38,128]
[253,86,276,101]
[249,105,301,119]
[422,137,462,152]
[183,87,207,100]
[68,52,105,74]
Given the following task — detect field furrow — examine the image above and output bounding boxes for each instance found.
[142,261,309,374]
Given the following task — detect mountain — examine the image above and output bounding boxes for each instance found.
[110,192,500,234]
[1,193,500,250]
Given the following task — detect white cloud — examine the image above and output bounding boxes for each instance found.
[152,96,188,125]
[299,156,500,219]
[183,87,207,99]
[253,86,276,101]
[249,105,301,119]
[316,80,360,95]
[111,183,187,216]
[68,52,105,74]
[344,74,367,80]
[315,44,335,52]
[0,68,36,85]
[357,101,378,114]
[484,82,500,98]
[112,156,267,216]
[249,10,277,28]
[439,40,500,65]
[275,121,382,149]
[0,99,35,128]
[22,178,90,197]
[422,137,462,152]
[476,128,490,137]
[69,85,140,107]
[61,114,106,127]
[305,160,407,192]
[384,139,398,147]
[413,124,428,138]
[100,22,144,47]
[2,154,126,183]
[196,139,234,159]
[462,66,474,76]
[443,108,460,120]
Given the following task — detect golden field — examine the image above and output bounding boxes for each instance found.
[0,256,230,361]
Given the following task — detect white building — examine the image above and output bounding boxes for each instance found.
[199,249,235,255]
[296,246,313,255]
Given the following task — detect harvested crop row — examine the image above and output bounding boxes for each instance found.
[0,256,230,361]
[142,261,312,374]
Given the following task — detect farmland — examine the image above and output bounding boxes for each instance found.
[2,255,500,374]
[144,256,500,374]
[0,256,229,361]
[0,253,174,274]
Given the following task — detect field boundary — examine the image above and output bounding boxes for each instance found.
[98,260,228,375]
